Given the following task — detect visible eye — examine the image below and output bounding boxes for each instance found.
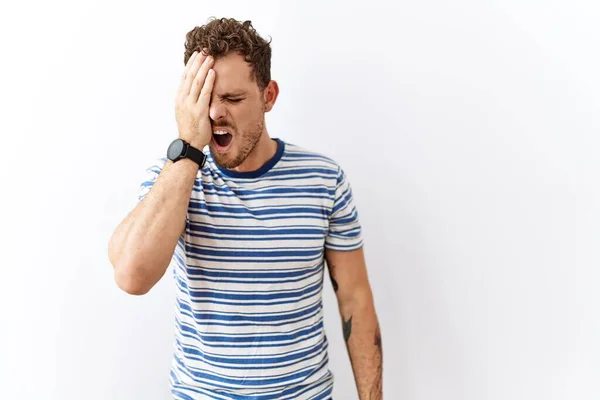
[226,98,244,103]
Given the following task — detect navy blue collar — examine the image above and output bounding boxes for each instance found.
[213,138,285,179]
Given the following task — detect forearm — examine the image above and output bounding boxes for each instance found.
[338,288,383,400]
[108,158,198,294]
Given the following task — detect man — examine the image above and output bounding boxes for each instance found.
[108,17,382,400]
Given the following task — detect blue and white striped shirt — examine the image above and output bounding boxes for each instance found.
[138,138,363,399]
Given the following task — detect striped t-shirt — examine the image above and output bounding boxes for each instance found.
[137,138,363,400]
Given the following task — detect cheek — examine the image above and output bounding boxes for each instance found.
[234,103,261,125]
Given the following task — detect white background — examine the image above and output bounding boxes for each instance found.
[0,1,598,399]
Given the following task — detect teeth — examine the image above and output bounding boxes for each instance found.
[213,130,228,135]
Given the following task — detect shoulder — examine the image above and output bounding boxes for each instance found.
[137,157,168,184]
[145,156,168,172]
[282,141,343,176]
[142,156,210,178]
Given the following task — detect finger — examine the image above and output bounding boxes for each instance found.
[176,51,199,102]
[184,51,199,75]
[176,51,199,97]
[197,68,215,110]
[181,52,208,98]
[189,56,214,102]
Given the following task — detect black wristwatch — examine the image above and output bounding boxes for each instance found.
[166,138,206,168]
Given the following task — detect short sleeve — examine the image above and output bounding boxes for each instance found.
[325,166,363,251]
[137,157,167,202]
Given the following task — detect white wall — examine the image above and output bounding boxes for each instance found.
[1,1,598,399]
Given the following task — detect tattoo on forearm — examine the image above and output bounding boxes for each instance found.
[370,322,383,399]
[331,276,339,292]
[343,315,352,343]
[327,262,339,292]
[374,322,382,351]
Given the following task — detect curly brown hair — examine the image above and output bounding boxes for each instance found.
[183,17,272,90]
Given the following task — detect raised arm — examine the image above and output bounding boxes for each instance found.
[107,50,215,295]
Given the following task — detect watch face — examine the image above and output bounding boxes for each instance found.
[167,139,184,160]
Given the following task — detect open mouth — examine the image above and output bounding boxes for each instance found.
[212,129,233,151]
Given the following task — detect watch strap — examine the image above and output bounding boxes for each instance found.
[184,142,207,168]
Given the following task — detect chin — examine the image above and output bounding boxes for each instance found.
[210,129,262,170]
[211,147,243,169]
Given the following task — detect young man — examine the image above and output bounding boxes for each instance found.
[108,17,383,400]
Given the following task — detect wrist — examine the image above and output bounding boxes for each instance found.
[167,138,207,168]
[188,139,209,150]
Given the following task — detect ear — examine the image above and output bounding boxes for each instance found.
[263,80,279,112]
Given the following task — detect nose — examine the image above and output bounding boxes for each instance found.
[209,101,226,123]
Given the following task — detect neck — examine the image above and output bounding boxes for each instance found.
[231,130,278,173]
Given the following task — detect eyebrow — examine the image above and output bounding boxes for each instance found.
[218,91,248,99]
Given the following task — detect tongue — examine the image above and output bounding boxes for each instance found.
[214,133,232,147]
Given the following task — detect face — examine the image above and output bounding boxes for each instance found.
[208,52,276,169]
